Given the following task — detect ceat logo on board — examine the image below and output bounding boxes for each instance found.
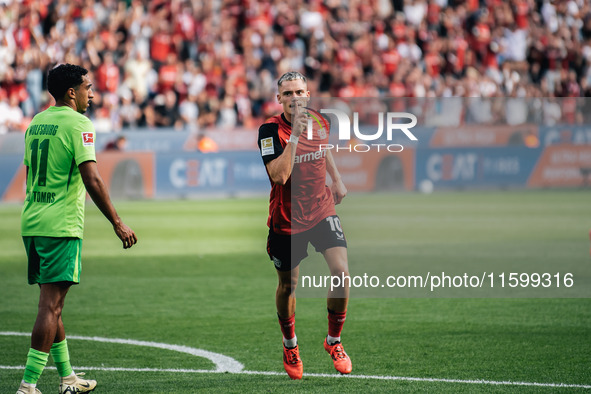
[82,132,94,146]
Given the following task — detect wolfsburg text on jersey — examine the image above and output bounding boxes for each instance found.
[27,124,59,136]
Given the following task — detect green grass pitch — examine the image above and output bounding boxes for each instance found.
[0,190,590,393]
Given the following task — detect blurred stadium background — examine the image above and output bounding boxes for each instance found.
[1,1,591,392]
[2,0,591,198]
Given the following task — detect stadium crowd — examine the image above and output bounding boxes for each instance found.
[1,0,591,134]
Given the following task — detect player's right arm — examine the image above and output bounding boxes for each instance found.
[264,140,297,185]
[260,103,307,185]
[79,160,137,249]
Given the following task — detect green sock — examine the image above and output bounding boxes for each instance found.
[23,348,49,384]
[50,339,73,377]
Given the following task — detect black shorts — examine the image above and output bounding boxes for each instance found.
[267,215,347,271]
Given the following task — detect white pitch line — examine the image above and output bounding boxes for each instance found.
[2,332,590,389]
[0,331,243,373]
[1,365,590,389]
[0,366,216,374]
[240,370,591,389]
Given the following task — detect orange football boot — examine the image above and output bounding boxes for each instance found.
[323,338,352,374]
[283,344,303,379]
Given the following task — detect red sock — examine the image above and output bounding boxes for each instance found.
[327,309,347,338]
[278,314,296,340]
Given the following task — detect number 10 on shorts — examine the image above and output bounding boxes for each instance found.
[326,216,344,240]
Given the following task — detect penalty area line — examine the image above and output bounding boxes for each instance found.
[1,366,589,389]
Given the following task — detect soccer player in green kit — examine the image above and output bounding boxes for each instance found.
[17,64,137,394]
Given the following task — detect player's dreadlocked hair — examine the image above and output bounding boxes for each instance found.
[47,64,88,101]
[277,71,307,87]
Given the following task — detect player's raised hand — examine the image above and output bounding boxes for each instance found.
[114,221,137,249]
[291,98,308,138]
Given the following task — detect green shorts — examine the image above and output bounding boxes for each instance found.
[23,236,82,285]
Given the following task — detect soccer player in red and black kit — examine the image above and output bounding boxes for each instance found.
[258,71,352,379]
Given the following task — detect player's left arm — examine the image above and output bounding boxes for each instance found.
[79,160,138,249]
[326,149,347,205]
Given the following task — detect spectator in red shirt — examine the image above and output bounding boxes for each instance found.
[150,20,173,68]
[158,53,180,93]
[96,52,120,94]
[382,40,401,77]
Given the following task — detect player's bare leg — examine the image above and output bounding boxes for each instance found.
[322,246,352,374]
[276,266,299,319]
[31,283,70,353]
[17,284,70,393]
[324,246,350,309]
[19,284,97,393]
[276,267,303,379]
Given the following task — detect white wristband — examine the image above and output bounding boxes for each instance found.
[288,134,299,145]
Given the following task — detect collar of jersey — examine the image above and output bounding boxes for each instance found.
[281,113,291,126]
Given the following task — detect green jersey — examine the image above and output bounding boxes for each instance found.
[21,106,96,238]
